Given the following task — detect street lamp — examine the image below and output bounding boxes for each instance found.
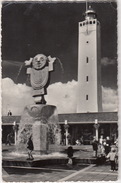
[13,121,18,145]
[64,120,69,146]
[94,119,100,141]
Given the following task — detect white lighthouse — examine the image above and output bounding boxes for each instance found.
[77,6,102,113]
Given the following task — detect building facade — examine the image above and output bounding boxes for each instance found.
[2,112,118,145]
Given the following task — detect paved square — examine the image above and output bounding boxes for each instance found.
[2,144,119,182]
[2,164,118,182]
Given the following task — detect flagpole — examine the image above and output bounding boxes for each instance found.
[86,0,88,12]
[86,0,89,34]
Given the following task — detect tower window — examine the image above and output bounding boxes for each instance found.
[80,23,82,26]
[83,22,85,26]
[86,76,89,82]
[93,21,95,24]
[90,21,92,24]
[86,95,88,100]
[86,57,89,63]
[86,41,89,43]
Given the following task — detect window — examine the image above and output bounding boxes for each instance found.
[80,23,82,26]
[86,95,88,100]
[90,21,92,24]
[86,41,89,43]
[86,76,88,82]
[86,57,89,63]
[83,22,85,26]
[93,21,95,24]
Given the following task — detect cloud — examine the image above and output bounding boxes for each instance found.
[45,80,77,114]
[1,78,118,115]
[2,78,34,115]
[101,57,116,66]
[102,86,118,112]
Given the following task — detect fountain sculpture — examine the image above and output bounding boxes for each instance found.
[16,54,61,154]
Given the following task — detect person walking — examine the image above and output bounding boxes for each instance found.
[27,135,34,160]
[106,148,117,171]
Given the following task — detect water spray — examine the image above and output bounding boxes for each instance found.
[15,63,24,83]
[56,57,64,74]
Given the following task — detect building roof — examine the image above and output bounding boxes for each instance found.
[2,116,21,125]
[58,112,118,124]
[2,112,118,125]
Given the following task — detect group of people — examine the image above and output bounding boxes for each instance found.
[67,136,118,171]
[7,110,12,116]
[92,136,118,171]
[5,132,118,171]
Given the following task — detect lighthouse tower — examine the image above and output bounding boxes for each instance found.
[77,6,102,113]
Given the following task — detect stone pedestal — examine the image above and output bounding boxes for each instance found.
[32,121,48,154]
[16,104,61,154]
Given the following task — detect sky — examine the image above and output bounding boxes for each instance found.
[1,0,118,115]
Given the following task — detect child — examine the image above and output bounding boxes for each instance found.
[6,133,12,146]
[106,148,117,171]
[92,137,98,157]
[27,135,34,160]
[67,145,74,165]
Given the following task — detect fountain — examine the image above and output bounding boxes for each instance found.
[3,54,68,169]
[16,54,62,155]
